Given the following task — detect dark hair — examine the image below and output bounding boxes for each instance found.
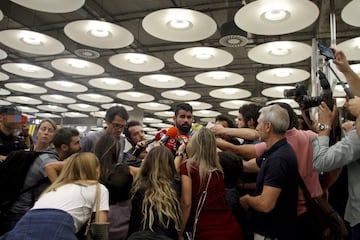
[124,120,142,139]
[0,106,21,115]
[51,127,79,148]
[215,114,236,128]
[93,134,120,182]
[270,102,299,129]
[238,104,262,128]
[104,163,133,203]
[174,103,192,116]
[105,106,129,122]
[218,151,243,187]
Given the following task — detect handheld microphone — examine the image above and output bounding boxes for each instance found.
[132,129,167,158]
[160,126,178,144]
[145,129,167,145]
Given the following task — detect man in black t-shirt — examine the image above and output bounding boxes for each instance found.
[0,106,27,161]
[240,104,298,240]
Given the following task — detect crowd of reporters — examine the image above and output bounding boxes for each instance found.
[0,48,360,240]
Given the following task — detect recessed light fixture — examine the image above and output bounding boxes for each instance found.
[20,64,38,73]
[262,9,290,22]
[209,71,230,80]
[168,18,192,30]
[126,53,147,65]
[192,48,214,60]
[273,69,292,77]
[151,75,171,82]
[270,47,290,56]
[21,35,43,46]
[69,59,87,69]
[57,81,75,87]
[174,90,188,96]
[221,88,239,94]
[89,28,111,38]
[18,83,34,89]
[127,92,144,97]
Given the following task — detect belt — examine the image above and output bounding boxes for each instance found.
[254,233,278,240]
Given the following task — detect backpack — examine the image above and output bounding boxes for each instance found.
[0,150,49,212]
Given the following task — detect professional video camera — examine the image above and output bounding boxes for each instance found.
[284,70,333,110]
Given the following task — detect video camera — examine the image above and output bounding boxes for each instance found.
[284,70,333,110]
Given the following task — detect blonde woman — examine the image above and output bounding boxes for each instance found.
[128,146,182,239]
[179,128,242,240]
[31,119,57,152]
[0,152,109,240]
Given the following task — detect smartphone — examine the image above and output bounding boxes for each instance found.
[318,43,335,59]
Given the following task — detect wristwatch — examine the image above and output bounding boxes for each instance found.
[318,123,331,131]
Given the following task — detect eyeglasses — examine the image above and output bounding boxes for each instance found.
[111,122,124,129]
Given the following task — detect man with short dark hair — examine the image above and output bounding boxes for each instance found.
[123,120,146,166]
[0,106,28,161]
[81,106,129,162]
[173,103,193,136]
[3,127,82,233]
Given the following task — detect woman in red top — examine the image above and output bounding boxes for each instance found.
[179,128,243,240]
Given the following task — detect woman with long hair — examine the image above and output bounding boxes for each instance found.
[31,118,57,152]
[0,152,109,240]
[128,146,182,239]
[179,128,242,240]
[93,134,138,240]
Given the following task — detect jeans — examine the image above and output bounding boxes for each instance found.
[0,209,76,240]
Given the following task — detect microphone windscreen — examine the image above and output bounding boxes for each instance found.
[166,126,178,138]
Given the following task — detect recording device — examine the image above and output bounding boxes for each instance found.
[131,129,167,158]
[157,126,178,151]
[318,43,354,99]
[318,43,335,60]
[160,126,178,144]
[284,71,333,110]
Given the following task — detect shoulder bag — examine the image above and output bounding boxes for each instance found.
[85,183,109,240]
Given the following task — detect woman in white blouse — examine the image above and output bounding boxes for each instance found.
[0,152,109,240]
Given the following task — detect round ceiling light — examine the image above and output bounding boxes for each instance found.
[209,88,251,99]
[341,0,360,27]
[137,102,171,111]
[51,58,104,76]
[109,53,164,72]
[219,100,254,109]
[337,37,360,60]
[64,20,134,49]
[257,68,310,84]
[10,0,85,13]
[186,101,213,110]
[116,91,155,102]
[161,90,201,101]
[195,71,244,86]
[5,82,47,94]
[0,29,64,55]
[89,77,133,91]
[142,8,217,42]
[139,74,185,88]
[248,41,311,65]
[6,96,42,105]
[101,103,134,112]
[1,63,54,79]
[45,80,88,93]
[67,103,99,112]
[234,0,319,35]
[0,49,7,60]
[40,94,76,104]
[174,47,233,68]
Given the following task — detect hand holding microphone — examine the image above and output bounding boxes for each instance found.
[132,129,167,158]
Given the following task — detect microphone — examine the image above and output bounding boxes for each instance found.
[132,129,167,158]
[160,126,178,144]
[145,129,167,145]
